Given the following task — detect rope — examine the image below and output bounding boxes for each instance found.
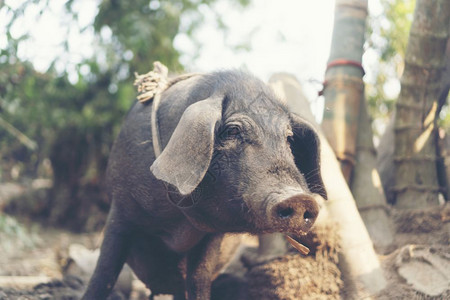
[134,62,168,158]
[134,61,169,103]
[134,61,199,158]
[326,59,365,75]
[134,62,205,207]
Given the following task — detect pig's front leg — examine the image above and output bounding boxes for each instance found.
[185,233,224,300]
[82,207,131,300]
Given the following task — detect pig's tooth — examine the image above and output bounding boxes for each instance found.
[285,235,310,255]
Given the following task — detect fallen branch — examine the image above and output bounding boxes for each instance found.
[0,116,37,150]
[0,276,53,289]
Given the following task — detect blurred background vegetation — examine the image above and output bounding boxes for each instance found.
[365,0,416,132]
[0,0,249,231]
[0,0,447,232]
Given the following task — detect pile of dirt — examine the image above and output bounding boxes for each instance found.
[246,223,342,300]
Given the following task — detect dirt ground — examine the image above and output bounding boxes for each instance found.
[0,183,449,299]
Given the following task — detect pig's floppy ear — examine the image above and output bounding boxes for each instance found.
[290,113,327,199]
[150,97,222,195]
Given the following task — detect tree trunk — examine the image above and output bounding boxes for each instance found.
[377,113,396,204]
[269,73,387,298]
[321,0,367,182]
[438,129,450,201]
[437,37,450,200]
[393,0,450,208]
[351,96,394,249]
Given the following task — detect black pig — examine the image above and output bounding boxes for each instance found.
[82,70,327,300]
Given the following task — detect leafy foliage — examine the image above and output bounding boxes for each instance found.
[365,0,416,129]
[0,0,248,230]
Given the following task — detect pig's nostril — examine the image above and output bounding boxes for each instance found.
[303,210,314,221]
[271,194,319,226]
[277,207,294,219]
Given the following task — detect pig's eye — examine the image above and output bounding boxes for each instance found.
[221,125,241,140]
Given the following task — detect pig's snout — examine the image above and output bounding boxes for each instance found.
[268,194,319,232]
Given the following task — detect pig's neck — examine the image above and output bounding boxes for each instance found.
[160,218,207,253]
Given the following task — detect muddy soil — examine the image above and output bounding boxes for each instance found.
[0,184,449,299]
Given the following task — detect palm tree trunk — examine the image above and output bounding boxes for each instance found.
[393,0,450,208]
